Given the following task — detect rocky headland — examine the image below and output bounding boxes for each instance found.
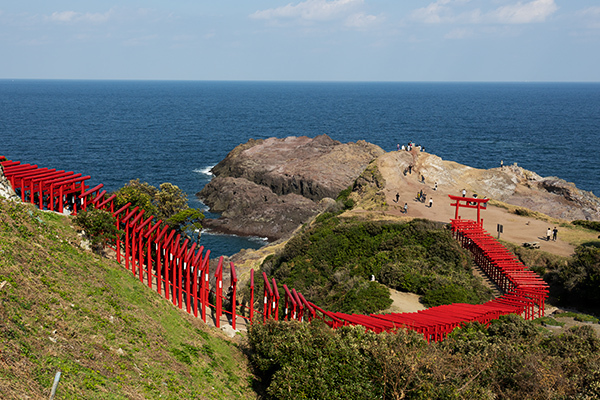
[197,136,600,245]
[197,135,384,240]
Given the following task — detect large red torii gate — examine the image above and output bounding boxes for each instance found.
[448,194,489,225]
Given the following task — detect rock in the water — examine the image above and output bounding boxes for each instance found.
[198,135,384,240]
[200,177,326,240]
[207,135,384,201]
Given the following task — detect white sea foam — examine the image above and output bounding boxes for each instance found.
[193,165,215,176]
[200,228,269,243]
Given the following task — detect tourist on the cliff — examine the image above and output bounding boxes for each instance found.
[397,143,400,151]
[408,165,412,174]
[434,182,438,191]
[395,193,399,203]
[500,160,504,168]
[404,203,408,213]
[546,228,552,241]
[429,198,433,208]
[552,227,558,241]
[421,175,425,183]
[462,189,466,197]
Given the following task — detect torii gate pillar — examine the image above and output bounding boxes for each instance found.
[448,195,490,225]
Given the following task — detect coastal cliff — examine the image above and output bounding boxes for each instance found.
[197,135,384,240]
[198,137,600,242]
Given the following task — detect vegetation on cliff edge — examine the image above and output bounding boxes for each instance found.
[260,216,493,313]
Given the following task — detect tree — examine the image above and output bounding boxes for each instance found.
[113,179,203,238]
[154,183,188,221]
[74,209,121,253]
[113,179,158,217]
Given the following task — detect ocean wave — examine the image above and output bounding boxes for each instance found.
[193,165,215,176]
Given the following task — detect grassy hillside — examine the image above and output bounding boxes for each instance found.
[0,199,256,399]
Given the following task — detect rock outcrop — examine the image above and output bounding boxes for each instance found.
[374,150,600,222]
[197,135,385,240]
[0,163,19,201]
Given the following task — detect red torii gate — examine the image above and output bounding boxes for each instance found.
[448,194,489,225]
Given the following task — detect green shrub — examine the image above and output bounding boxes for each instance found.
[261,218,491,313]
[572,220,600,232]
[249,315,600,400]
[514,208,533,216]
[532,317,564,327]
[74,209,121,253]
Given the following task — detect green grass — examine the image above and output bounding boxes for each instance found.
[0,199,255,399]
[533,317,565,327]
[555,312,599,323]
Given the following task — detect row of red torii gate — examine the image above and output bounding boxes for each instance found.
[1,156,549,342]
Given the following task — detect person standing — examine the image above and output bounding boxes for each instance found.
[404,203,408,214]
[462,189,466,197]
[552,227,558,241]
[429,198,433,208]
[434,182,438,191]
[395,192,399,203]
[546,227,552,241]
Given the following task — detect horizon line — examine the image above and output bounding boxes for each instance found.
[1,78,600,84]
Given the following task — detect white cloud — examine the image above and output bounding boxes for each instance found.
[122,34,158,47]
[249,0,379,29]
[412,0,557,25]
[344,12,379,29]
[47,9,114,24]
[491,0,557,24]
[250,0,362,21]
[411,0,455,24]
[575,6,600,30]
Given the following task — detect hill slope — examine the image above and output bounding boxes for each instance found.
[0,199,256,399]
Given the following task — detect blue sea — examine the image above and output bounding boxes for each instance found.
[1,80,599,256]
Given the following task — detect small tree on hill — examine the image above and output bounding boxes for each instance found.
[74,209,121,253]
[113,179,204,239]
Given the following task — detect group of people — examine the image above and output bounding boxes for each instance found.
[397,141,426,152]
[416,190,433,207]
[546,227,558,241]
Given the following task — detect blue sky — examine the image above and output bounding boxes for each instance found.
[1,0,599,81]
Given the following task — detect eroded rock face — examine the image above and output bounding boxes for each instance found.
[209,135,384,201]
[200,177,326,240]
[0,164,19,201]
[198,135,384,240]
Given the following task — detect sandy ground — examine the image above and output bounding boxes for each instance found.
[381,159,575,258]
